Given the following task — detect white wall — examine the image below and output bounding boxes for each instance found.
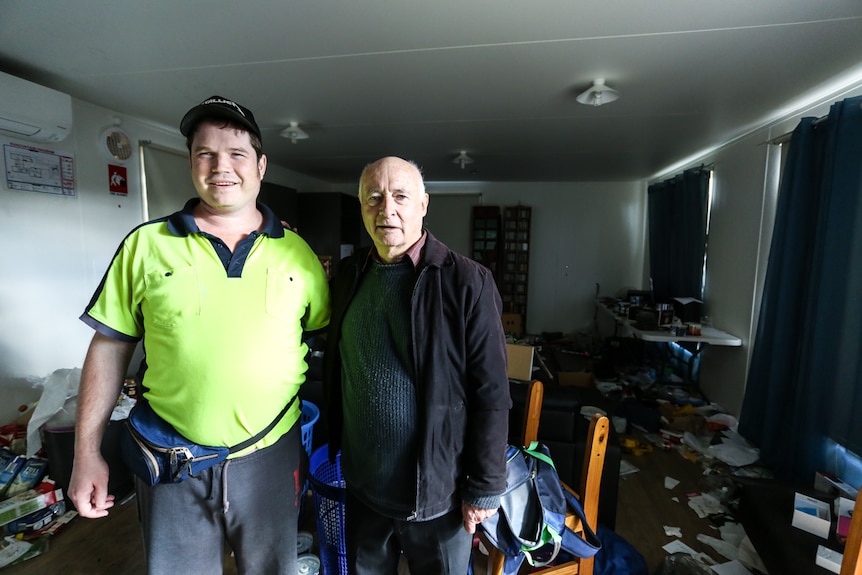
[697,131,777,416]
[424,181,646,335]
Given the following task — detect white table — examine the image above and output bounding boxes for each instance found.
[597,301,741,383]
[597,302,741,346]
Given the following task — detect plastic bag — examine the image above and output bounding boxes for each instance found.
[25,368,135,457]
[26,368,82,456]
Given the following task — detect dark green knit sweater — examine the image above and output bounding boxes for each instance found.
[339,259,419,519]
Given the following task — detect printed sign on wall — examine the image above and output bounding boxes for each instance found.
[109,164,128,195]
[3,141,76,197]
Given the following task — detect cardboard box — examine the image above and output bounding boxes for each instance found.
[0,454,25,498]
[673,297,702,324]
[627,306,659,329]
[836,496,854,542]
[557,371,596,388]
[814,471,859,500]
[815,545,842,574]
[501,313,523,336]
[792,492,831,539]
[506,343,534,381]
[0,480,63,527]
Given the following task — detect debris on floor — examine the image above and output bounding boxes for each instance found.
[538,333,774,574]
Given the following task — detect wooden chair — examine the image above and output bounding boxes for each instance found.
[841,487,862,575]
[484,379,610,575]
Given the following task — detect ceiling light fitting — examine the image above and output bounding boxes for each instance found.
[453,150,474,169]
[279,121,309,144]
[576,78,620,107]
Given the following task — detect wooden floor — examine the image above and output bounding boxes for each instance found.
[613,431,733,573]
[6,432,733,575]
[7,494,150,575]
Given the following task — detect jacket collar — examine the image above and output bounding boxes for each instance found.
[361,229,452,271]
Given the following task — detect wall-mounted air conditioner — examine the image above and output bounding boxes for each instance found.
[0,71,73,143]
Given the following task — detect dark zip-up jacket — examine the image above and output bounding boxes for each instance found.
[323,231,511,520]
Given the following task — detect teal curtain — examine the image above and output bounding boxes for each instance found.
[739,96,862,484]
[647,167,710,302]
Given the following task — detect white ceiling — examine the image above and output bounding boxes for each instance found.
[2,1,861,184]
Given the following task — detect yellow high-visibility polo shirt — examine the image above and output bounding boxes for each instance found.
[82,200,330,452]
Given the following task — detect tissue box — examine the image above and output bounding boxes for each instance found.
[792,492,831,539]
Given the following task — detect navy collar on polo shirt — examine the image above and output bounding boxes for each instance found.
[167,198,285,238]
[165,198,285,277]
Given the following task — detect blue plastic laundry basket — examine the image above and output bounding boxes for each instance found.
[298,401,321,525]
[309,445,347,575]
[300,401,320,459]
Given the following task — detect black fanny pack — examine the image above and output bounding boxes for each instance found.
[120,395,297,486]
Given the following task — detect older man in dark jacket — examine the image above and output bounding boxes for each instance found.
[323,156,511,575]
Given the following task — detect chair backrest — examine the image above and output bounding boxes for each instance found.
[488,379,608,575]
[576,406,609,538]
[841,488,862,575]
[519,378,544,445]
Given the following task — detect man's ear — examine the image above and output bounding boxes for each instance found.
[258,154,268,179]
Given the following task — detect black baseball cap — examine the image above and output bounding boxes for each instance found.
[179,95,262,143]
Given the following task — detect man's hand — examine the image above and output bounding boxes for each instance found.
[68,452,115,518]
[461,501,499,534]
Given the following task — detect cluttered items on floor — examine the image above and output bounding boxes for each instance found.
[0,368,135,569]
[516,329,860,574]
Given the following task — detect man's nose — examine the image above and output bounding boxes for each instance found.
[381,194,397,214]
[212,153,230,172]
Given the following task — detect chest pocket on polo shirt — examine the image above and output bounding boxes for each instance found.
[144,266,201,327]
[265,268,306,323]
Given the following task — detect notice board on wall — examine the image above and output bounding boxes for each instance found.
[2,140,76,197]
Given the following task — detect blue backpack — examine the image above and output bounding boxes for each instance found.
[479,442,602,575]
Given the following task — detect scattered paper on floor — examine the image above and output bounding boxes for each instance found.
[697,533,738,562]
[662,539,697,555]
[687,492,726,518]
[619,459,639,476]
[710,560,753,575]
